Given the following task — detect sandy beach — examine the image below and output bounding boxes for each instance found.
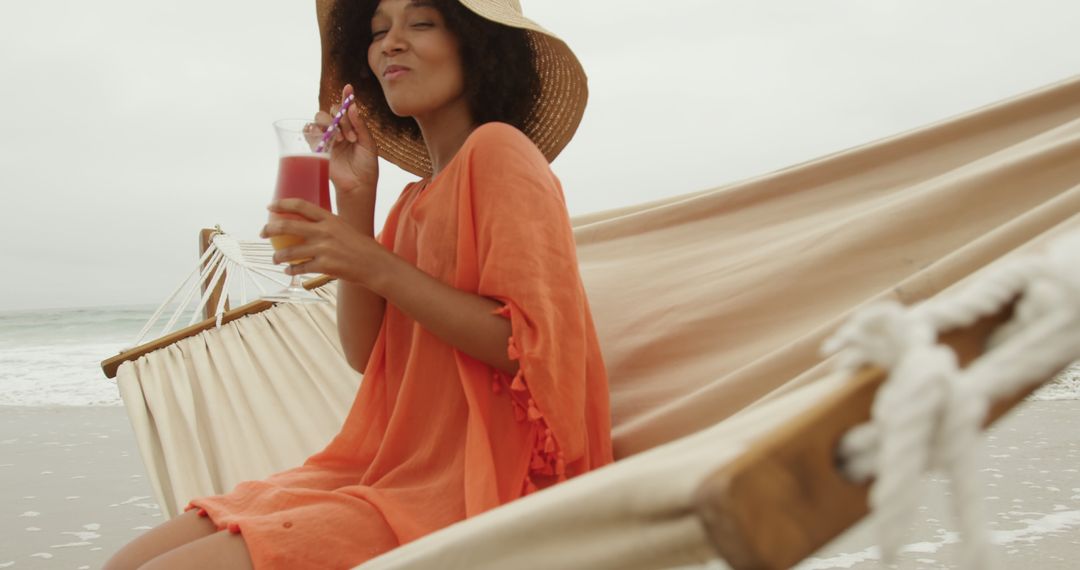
[800,399,1080,569]
[1,406,161,569]
[2,400,1078,569]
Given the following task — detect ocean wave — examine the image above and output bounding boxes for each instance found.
[0,305,158,347]
[0,341,127,407]
[0,306,149,406]
[1030,363,1080,402]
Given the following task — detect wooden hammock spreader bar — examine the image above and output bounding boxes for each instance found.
[692,301,1062,570]
[199,228,230,321]
[100,275,333,379]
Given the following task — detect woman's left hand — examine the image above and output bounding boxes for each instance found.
[261,199,388,288]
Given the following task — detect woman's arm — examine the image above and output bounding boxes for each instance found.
[334,191,386,374]
[264,197,517,376]
[367,253,520,376]
[337,281,386,373]
[303,82,384,373]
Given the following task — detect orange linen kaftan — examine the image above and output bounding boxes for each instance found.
[184,122,614,569]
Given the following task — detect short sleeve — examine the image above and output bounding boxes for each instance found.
[466,124,591,488]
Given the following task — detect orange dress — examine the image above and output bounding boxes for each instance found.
[185,122,614,569]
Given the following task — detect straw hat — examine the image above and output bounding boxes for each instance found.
[315,0,588,177]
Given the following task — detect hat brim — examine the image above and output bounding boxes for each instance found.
[315,0,587,178]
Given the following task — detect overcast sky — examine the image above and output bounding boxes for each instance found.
[1,0,1078,312]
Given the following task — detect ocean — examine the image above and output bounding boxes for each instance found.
[0,305,159,407]
[0,305,1078,407]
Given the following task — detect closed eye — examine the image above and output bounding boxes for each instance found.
[372,21,432,41]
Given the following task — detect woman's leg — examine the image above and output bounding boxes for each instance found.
[139,531,253,570]
[102,509,218,570]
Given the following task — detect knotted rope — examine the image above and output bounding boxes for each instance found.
[824,230,1080,568]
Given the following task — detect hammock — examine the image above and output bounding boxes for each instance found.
[101,76,1080,569]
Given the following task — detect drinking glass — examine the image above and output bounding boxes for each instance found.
[263,119,332,304]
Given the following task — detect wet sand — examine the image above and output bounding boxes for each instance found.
[798,400,1080,569]
[0,406,161,569]
[2,401,1078,569]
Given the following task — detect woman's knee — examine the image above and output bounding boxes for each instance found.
[139,532,254,570]
[103,510,219,570]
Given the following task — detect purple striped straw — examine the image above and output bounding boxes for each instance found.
[315,93,356,153]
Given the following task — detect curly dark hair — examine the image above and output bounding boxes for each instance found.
[327,0,542,140]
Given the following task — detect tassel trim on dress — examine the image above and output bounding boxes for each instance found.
[491,303,568,497]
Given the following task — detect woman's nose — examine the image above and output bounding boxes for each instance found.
[381,25,407,55]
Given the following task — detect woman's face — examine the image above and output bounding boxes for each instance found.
[368,0,467,119]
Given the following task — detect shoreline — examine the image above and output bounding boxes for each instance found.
[799,399,1080,569]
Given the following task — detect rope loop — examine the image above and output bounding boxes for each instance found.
[824,229,1080,568]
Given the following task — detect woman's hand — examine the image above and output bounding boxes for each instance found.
[261,198,389,288]
[305,84,379,196]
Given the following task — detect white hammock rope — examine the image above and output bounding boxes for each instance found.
[187,250,230,328]
[131,244,219,346]
[129,227,313,348]
[823,230,1080,568]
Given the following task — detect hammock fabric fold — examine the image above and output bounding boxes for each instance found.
[111,75,1080,569]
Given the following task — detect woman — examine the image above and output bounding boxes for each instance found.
[105,0,612,568]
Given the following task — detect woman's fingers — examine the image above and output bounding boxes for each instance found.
[337,85,357,143]
[309,85,361,152]
[261,218,318,240]
[327,84,361,144]
[283,262,309,276]
[272,244,318,266]
[260,205,331,239]
[269,198,330,221]
[348,104,373,148]
[303,122,323,150]
[337,86,373,151]
[304,111,335,150]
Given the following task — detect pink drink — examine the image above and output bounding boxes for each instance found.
[269,153,330,261]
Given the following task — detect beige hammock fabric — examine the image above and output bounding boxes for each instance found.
[114,76,1080,568]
